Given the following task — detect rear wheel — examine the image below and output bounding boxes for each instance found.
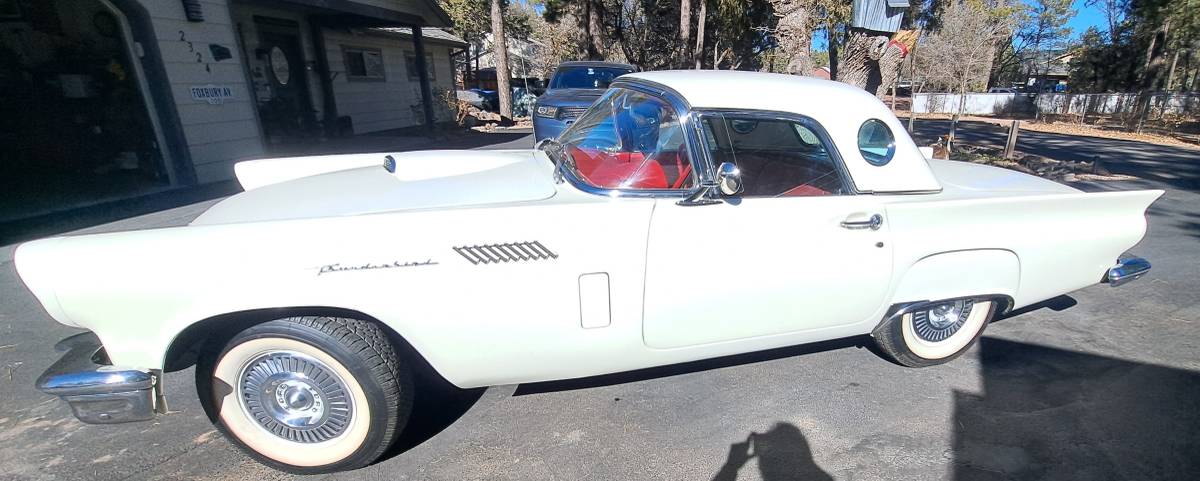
[197,316,412,473]
[872,298,998,367]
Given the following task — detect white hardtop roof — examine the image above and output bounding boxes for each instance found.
[622,70,941,193]
[626,70,877,111]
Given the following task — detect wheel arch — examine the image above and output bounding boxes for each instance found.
[163,306,447,383]
[889,249,1021,312]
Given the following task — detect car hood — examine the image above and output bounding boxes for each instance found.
[191,150,556,225]
[536,88,606,107]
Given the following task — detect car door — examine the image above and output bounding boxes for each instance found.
[641,112,894,349]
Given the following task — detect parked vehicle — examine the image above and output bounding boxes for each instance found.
[468,88,498,111]
[456,89,487,110]
[533,61,635,141]
[19,70,1159,474]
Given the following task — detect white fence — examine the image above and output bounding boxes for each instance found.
[913,92,1200,118]
[912,93,1034,116]
[1036,93,1200,117]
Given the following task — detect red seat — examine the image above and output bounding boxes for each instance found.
[570,146,669,189]
[780,184,830,197]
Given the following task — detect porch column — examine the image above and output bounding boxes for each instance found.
[411,25,436,131]
[310,18,339,135]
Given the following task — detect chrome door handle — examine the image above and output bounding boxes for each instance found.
[841,214,883,230]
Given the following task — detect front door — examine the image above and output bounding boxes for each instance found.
[641,113,894,349]
[254,22,314,142]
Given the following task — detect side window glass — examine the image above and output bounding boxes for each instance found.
[559,89,695,190]
[858,119,896,166]
[700,114,847,197]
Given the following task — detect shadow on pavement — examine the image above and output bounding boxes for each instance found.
[514,336,867,396]
[269,130,534,157]
[712,423,834,481]
[953,337,1200,481]
[994,295,1077,322]
[419,130,533,150]
[382,361,487,458]
[0,180,239,247]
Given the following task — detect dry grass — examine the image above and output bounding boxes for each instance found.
[949,143,1137,183]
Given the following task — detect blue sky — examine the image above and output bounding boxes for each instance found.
[1065,0,1107,38]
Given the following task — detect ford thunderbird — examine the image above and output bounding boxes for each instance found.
[17,70,1160,473]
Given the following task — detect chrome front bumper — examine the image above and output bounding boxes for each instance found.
[36,333,159,424]
[1105,255,1151,287]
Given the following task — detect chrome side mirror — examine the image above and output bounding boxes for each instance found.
[716,162,742,196]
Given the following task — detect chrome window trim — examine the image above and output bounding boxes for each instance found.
[545,81,862,199]
[547,78,711,199]
[689,108,862,196]
[857,118,896,166]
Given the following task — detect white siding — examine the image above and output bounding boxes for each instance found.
[140,0,452,183]
[145,0,265,183]
[324,29,457,134]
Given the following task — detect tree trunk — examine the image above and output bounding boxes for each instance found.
[950,78,967,146]
[1105,0,1119,44]
[1185,49,1195,91]
[586,0,605,60]
[1134,18,1171,132]
[837,28,878,89]
[828,28,838,79]
[471,41,479,88]
[875,40,904,98]
[694,0,706,69]
[490,0,512,121]
[1166,49,1180,91]
[679,0,691,67]
[769,1,812,76]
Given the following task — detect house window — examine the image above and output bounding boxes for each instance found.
[405,52,436,82]
[343,46,385,81]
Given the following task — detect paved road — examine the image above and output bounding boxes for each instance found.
[911,119,1200,191]
[1,124,1198,481]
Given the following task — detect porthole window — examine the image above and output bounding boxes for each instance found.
[858,119,896,166]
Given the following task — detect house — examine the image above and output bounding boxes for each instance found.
[0,0,462,222]
[1022,50,1074,92]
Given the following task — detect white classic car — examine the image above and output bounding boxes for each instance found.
[17,71,1160,473]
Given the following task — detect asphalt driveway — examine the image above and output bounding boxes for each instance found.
[1,123,1197,481]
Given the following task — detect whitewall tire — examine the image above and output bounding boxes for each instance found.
[872,299,998,367]
[198,316,412,473]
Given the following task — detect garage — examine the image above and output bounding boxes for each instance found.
[0,0,173,222]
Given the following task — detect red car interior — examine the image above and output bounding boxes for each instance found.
[724,150,841,197]
[570,146,693,189]
[568,146,837,196]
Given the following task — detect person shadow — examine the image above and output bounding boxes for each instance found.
[712,422,834,481]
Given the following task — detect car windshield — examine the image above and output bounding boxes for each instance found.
[549,66,633,89]
[552,88,694,191]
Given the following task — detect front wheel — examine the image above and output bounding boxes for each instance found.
[871,299,998,368]
[197,316,412,474]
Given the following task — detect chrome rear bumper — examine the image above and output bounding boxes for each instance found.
[36,333,158,424]
[1105,255,1151,287]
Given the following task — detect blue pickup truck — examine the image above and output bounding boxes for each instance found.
[533,61,635,142]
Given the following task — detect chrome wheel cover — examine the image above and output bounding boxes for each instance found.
[911,299,974,343]
[238,351,354,443]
